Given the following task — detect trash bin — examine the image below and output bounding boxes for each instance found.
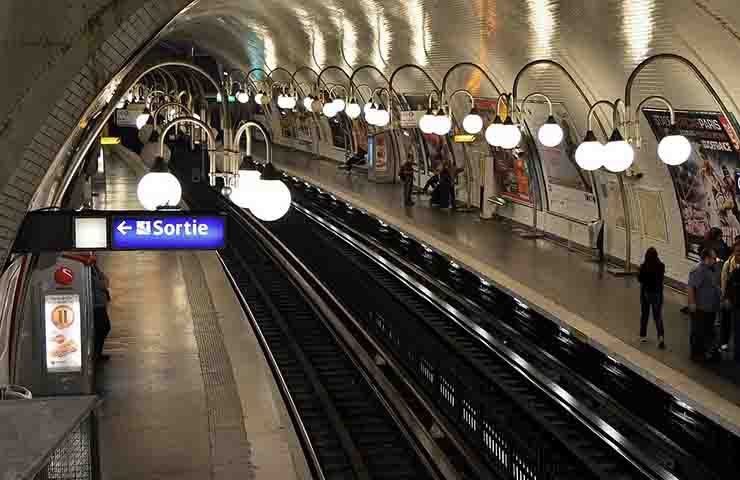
[588,220,605,261]
[0,384,32,400]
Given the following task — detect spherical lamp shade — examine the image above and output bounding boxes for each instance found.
[658,134,692,166]
[250,180,292,221]
[462,113,483,134]
[229,170,262,209]
[538,116,564,147]
[375,108,390,127]
[434,115,452,136]
[137,171,182,211]
[485,123,501,146]
[363,103,374,116]
[333,98,346,112]
[323,102,338,118]
[136,112,150,130]
[276,95,286,109]
[236,91,249,104]
[285,96,297,110]
[216,93,223,103]
[499,123,522,149]
[419,112,436,134]
[603,130,634,172]
[346,103,362,119]
[303,97,313,111]
[255,93,264,105]
[575,141,604,171]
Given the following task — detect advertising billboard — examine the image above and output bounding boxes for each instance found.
[45,293,82,373]
[644,109,740,258]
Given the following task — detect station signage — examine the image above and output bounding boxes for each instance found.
[13,210,228,253]
[111,214,226,250]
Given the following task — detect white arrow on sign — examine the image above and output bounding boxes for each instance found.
[117,220,132,235]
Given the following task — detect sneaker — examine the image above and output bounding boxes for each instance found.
[640,337,648,343]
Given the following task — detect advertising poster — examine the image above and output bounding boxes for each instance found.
[475,98,533,204]
[525,102,598,221]
[375,134,387,171]
[352,119,369,154]
[329,116,348,150]
[644,109,740,258]
[45,293,82,373]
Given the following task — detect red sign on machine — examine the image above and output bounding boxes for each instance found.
[54,267,74,286]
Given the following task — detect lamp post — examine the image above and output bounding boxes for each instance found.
[152,101,194,132]
[233,121,292,221]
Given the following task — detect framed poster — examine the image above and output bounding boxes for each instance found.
[44,293,82,373]
[644,109,740,258]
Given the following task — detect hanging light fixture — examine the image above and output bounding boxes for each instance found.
[216,92,223,103]
[375,106,391,127]
[254,91,266,105]
[419,108,437,134]
[538,116,564,148]
[332,97,346,112]
[575,130,604,171]
[137,156,182,211]
[229,155,262,209]
[433,108,452,136]
[499,117,522,149]
[250,163,292,222]
[603,128,634,173]
[345,98,362,119]
[485,116,503,147]
[323,102,338,118]
[658,132,691,166]
[303,95,314,111]
[236,90,250,104]
[463,108,483,134]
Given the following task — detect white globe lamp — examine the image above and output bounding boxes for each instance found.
[236,91,249,104]
[255,93,265,105]
[332,98,346,112]
[216,92,223,103]
[499,120,522,149]
[250,164,292,221]
[375,108,390,127]
[433,114,452,136]
[363,103,375,117]
[462,111,484,134]
[346,102,362,119]
[285,96,297,110]
[323,102,338,118]
[230,171,262,209]
[303,96,314,111]
[575,131,605,171]
[136,157,182,211]
[658,134,691,166]
[538,116,564,147]
[603,129,634,173]
[419,110,437,134]
[485,117,503,146]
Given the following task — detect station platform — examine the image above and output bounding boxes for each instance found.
[92,149,310,479]
[265,144,740,436]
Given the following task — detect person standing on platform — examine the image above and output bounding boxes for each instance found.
[721,241,740,357]
[688,248,722,361]
[638,247,665,349]
[92,263,112,361]
[437,161,453,209]
[399,154,415,207]
[705,227,730,262]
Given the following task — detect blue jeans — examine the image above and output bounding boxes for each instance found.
[640,290,664,338]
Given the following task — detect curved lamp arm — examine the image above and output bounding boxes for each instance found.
[446,88,475,111]
[389,63,440,94]
[233,121,273,165]
[159,116,217,185]
[633,95,676,146]
[246,67,273,85]
[315,65,355,97]
[441,62,501,103]
[291,65,328,96]
[495,93,510,120]
[329,84,348,100]
[516,92,554,121]
[586,100,616,133]
[153,101,193,130]
[427,90,441,111]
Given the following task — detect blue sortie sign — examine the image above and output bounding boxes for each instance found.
[111,215,226,250]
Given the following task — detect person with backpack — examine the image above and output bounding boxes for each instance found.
[399,154,415,206]
[688,248,722,361]
[721,241,740,358]
[638,247,665,349]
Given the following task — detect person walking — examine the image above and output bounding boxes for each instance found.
[688,248,722,361]
[92,263,112,361]
[399,154,415,206]
[638,247,665,349]
[721,241,740,357]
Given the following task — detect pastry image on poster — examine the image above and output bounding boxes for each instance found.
[45,293,82,373]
